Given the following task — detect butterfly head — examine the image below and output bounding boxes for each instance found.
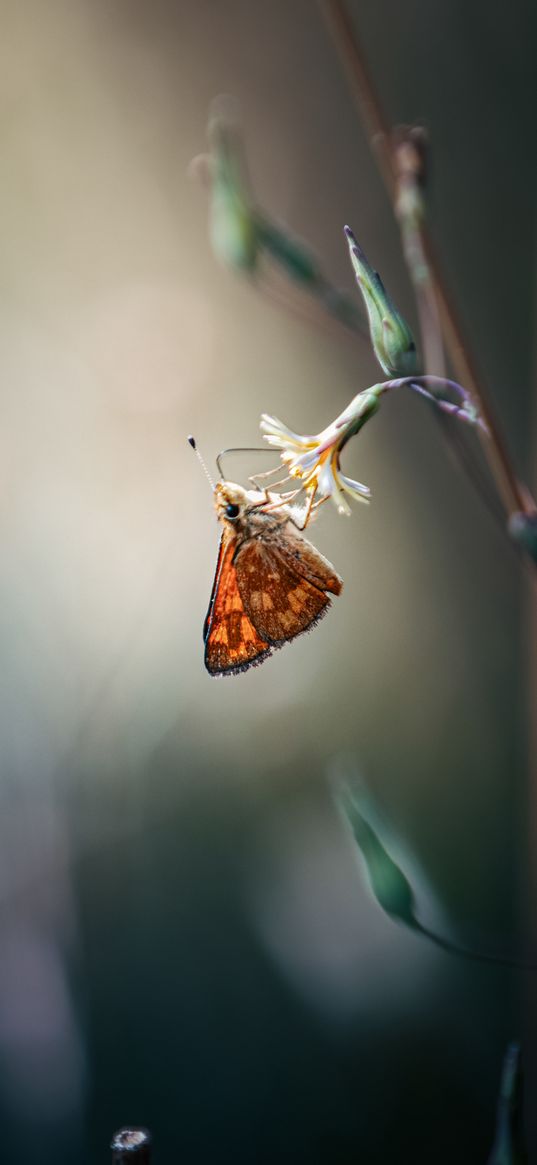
[213,480,256,528]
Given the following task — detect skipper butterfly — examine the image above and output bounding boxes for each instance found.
[204,480,343,676]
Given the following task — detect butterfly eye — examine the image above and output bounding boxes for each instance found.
[225,503,240,520]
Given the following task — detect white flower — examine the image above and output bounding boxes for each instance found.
[260,387,385,516]
[260,374,486,519]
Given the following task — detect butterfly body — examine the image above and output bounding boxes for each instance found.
[204,481,342,676]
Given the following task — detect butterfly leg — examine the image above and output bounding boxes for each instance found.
[249,463,286,485]
[292,484,318,530]
[249,467,294,492]
[256,485,306,514]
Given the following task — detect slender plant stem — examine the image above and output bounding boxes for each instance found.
[413,920,530,971]
[321,3,537,1149]
[389,131,516,535]
[524,308,537,1150]
[392,128,446,378]
[319,0,393,195]
[320,0,532,520]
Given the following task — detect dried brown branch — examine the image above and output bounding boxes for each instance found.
[320,0,532,520]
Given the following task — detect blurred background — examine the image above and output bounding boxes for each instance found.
[0,0,534,1161]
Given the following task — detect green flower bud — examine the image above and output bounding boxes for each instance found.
[344,225,420,377]
[207,96,259,272]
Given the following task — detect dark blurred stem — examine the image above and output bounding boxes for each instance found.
[319,0,392,193]
[525,317,537,1148]
[413,919,529,971]
[320,0,533,520]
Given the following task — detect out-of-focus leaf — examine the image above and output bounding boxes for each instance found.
[487,1042,528,1165]
[336,785,417,928]
[335,780,523,970]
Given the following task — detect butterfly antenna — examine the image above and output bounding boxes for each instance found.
[216,446,277,478]
[188,435,215,490]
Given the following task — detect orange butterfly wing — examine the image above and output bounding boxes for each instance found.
[234,539,333,644]
[204,534,271,676]
[276,520,343,596]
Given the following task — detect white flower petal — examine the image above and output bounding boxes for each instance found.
[330,490,352,516]
[316,457,338,497]
[260,414,309,449]
[293,448,324,473]
[262,433,291,448]
[337,470,371,502]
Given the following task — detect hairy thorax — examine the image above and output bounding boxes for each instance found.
[213,480,289,544]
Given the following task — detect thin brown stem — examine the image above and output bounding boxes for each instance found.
[320,0,394,196]
[320,0,533,520]
[392,127,446,378]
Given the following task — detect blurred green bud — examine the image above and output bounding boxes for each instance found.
[337,786,417,928]
[488,1043,527,1165]
[196,99,369,340]
[508,511,537,565]
[206,96,259,272]
[344,225,420,377]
